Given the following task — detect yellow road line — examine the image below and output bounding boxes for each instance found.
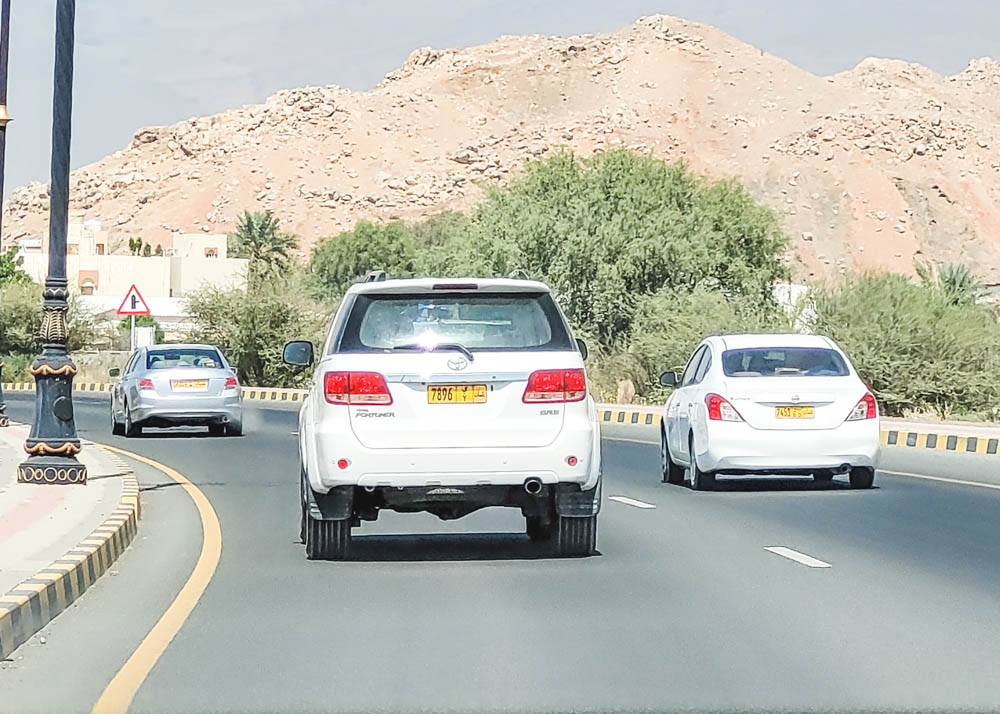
[91,447,222,714]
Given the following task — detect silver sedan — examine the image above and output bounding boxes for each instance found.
[110,344,243,437]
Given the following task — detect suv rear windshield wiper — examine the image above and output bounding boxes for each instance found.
[392,343,475,362]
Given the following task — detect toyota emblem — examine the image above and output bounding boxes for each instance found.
[447,357,468,371]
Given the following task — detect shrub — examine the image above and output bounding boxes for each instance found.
[811,273,1000,418]
[470,149,788,344]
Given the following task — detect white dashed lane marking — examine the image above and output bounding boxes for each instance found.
[764,546,832,568]
[608,495,657,509]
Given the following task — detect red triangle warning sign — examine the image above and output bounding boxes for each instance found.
[117,284,151,315]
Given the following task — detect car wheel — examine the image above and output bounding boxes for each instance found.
[553,515,597,557]
[208,423,226,437]
[123,403,142,438]
[661,428,685,484]
[111,402,125,436]
[689,434,715,491]
[304,512,351,560]
[225,421,243,437]
[849,467,875,489]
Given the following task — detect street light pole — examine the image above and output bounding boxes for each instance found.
[18,0,85,485]
[0,0,12,430]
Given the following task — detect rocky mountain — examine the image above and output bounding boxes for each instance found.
[5,14,1000,281]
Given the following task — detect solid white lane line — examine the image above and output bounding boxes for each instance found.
[764,546,832,568]
[608,495,657,509]
[879,469,1000,492]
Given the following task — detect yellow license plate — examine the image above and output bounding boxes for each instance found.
[427,384,487,404]
[776,406,814,419]
[172,379,208,390]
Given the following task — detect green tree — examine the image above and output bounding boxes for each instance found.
[118,314,165,344]
[469,149,788,343]
[309,220,417,295]
[184,277,328,387]
[812,273,1000,418]
[0,245,30,286]
[228,210,297,284]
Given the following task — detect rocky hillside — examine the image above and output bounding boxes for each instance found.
[5,14,1000,280]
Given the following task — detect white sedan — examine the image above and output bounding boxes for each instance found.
[659,334,880,490]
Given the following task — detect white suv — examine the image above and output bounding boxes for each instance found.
[283,277,602,560]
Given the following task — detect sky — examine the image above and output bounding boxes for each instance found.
[4,0,999,194]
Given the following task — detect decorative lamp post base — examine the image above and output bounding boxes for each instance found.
[18,346,87,485]
[17,454,87,484]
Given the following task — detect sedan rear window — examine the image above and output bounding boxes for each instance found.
[722,347,849,377]
[337,292,575,352]
[147,348,223,370]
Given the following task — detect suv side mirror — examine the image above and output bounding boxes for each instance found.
[659,371,677,387]
[576,338,588,360]
[283,340,314,368]
[108,367,121,378]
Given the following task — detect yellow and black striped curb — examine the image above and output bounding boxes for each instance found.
[598,407,662,426]
[881,429,999,455]
[2,382,307,402]
[0,448,140,660]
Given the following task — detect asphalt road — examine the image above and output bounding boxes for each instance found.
[3,392,1000,713]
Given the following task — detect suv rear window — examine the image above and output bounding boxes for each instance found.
[147,348,223,370]
[337,292,575,353]
[722,347,849,377]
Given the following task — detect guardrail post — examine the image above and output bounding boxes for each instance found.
[17,0,85,485]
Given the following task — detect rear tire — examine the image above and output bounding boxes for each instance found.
[849,467,875,489]
[554,515,597,557]
[111,403,125,436]
[225,421,243,437]
[661,429,684,484]
[689,435,715,491]
[304,512,351,560]
[123,404,141,438]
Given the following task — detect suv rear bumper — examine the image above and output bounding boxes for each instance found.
[305,417,600,493]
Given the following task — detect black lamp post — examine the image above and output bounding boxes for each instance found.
[18,0,85,484]
[0,0,11,430]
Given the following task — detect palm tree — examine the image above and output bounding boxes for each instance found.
[916,260,985,306]
[228,210,297,283]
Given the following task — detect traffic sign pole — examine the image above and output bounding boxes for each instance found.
[130,313,135,352]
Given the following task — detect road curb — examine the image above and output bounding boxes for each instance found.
[0,446,140,660]
[2,382,307,403]
[595,404,1000,456]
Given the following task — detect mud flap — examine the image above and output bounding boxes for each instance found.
[307,484,354,521]
[554,478,602,517]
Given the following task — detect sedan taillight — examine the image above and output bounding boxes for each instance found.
[846,393,878,421]
[138,378,154,390]
[522,369,587,403]
[705,393,744,422]
[224,377,239,389]
[324,371,393,405]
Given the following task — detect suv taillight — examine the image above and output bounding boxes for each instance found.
[324,371,393,405]
[522,369,587,403]
[705,393,743,422]
[846,392,877,421]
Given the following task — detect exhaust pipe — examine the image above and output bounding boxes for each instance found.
[838,464,850,474]
[524,478,543,495]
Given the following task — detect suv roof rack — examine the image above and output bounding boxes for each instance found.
[365,270,387,283]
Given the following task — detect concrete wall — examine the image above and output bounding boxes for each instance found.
[169,257,247,296]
